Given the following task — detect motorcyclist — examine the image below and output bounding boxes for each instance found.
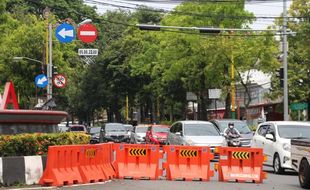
[224,122,241,146]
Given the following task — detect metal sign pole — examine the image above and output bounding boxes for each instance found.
[283,0,289,121]
[47,23,53,100]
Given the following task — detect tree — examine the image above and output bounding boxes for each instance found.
[129,1,277,120]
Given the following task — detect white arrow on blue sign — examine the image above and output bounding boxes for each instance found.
[35,74,48,88]
[55,23,75,43]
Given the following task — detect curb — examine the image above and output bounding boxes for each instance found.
[0,156,46,186]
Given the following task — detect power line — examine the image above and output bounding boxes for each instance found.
[85,0,307,19]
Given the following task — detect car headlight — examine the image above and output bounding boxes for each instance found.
[283,143,291,151]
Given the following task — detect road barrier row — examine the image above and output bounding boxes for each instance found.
[39,144,266,187]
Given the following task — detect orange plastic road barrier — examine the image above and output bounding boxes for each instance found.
[113,144,162,180]
[99,143,116,179]
[216,147,267,183]
[39,145,84,186]
[163,146,214,181]
[39,144,116,186]
[78,144,115,183]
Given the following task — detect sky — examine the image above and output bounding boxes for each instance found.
[85,0,292,30]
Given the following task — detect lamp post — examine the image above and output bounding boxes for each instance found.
[13,57,43,64]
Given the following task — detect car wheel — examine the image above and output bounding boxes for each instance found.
[299,159,310,189]
[273,154,284,174]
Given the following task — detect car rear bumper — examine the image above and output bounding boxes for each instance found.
[240,139,252,147]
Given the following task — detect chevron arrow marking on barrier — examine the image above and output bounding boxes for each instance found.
[180,149,198,158]
[129,148,147,156]
[232,151,250,159]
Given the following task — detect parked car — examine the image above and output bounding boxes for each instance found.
[68,124,87,133]
[251,121,310,174]
[124,124,134,132]
[145,125,169,145]
[130,124,149,144]
[291,138,310,189]
[89,127,101,144]
[166,120,226,150]
[99,123,130,143]
[210,119,253,147]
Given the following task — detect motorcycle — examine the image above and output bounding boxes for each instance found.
[225,133,241,147]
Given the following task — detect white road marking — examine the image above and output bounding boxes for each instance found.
[80,31,96,36]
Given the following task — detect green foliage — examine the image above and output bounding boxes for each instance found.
[270,0,310,118]
[0,132,90,157]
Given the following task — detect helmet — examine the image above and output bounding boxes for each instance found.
[228,122,234,129]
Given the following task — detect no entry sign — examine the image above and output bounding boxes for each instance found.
[78,23,98,43]
[53,74,67,88]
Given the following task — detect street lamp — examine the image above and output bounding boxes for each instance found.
[13,57,43,64]
[13,56,44,74]
[77,19,92,27]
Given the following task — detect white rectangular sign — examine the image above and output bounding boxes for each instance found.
[186,92,197,101]
[78,49,98,56]
[208,89,222,99]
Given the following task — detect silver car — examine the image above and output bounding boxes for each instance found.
[130,124,149,144]
[167,120,227,148]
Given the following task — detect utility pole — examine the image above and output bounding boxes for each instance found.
[47,23,53,100]
[283,0,289,121]
[44,7,53,101]
[231,58,236,119]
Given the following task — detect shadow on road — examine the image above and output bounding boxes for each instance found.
[264,168,298,176]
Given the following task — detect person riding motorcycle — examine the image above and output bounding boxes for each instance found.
[224,122,241,146]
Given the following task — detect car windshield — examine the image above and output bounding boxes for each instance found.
[89,127,101,134]
[136,127,148,133]
[218,121,251,134]
[124,125,133,131]
[278,125,310,139]
[105,124,125,132]
[184,124,220,136]
[70,126,85,131]
[152,126,169,133]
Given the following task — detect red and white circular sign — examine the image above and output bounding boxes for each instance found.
[53,74,67,88]
[78,23,98,43]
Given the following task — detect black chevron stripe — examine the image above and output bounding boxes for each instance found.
[232,151,250,159]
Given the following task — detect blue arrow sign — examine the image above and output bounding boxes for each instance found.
[55,23,75,43]
[35,74,48,88]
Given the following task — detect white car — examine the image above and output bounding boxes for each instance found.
[252,121,310,174]
[130,124,149,144]
[166,120,226,150]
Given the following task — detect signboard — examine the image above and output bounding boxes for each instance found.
[35,74,48,88]
[208,89,222,99]
[186,92,197,101]
[290,102,308,111]
[55,23,75,43]
[53,74,67,88]
[78,23,98,43]
[78,49,99,56]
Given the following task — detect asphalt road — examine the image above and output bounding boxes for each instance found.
[8,165,300,190]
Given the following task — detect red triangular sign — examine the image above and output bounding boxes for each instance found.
[0,81,19,109]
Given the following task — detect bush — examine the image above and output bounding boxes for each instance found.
[0,132,90,157]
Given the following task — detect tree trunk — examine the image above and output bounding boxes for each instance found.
[170,104,173,121]
[224,92,231,118]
